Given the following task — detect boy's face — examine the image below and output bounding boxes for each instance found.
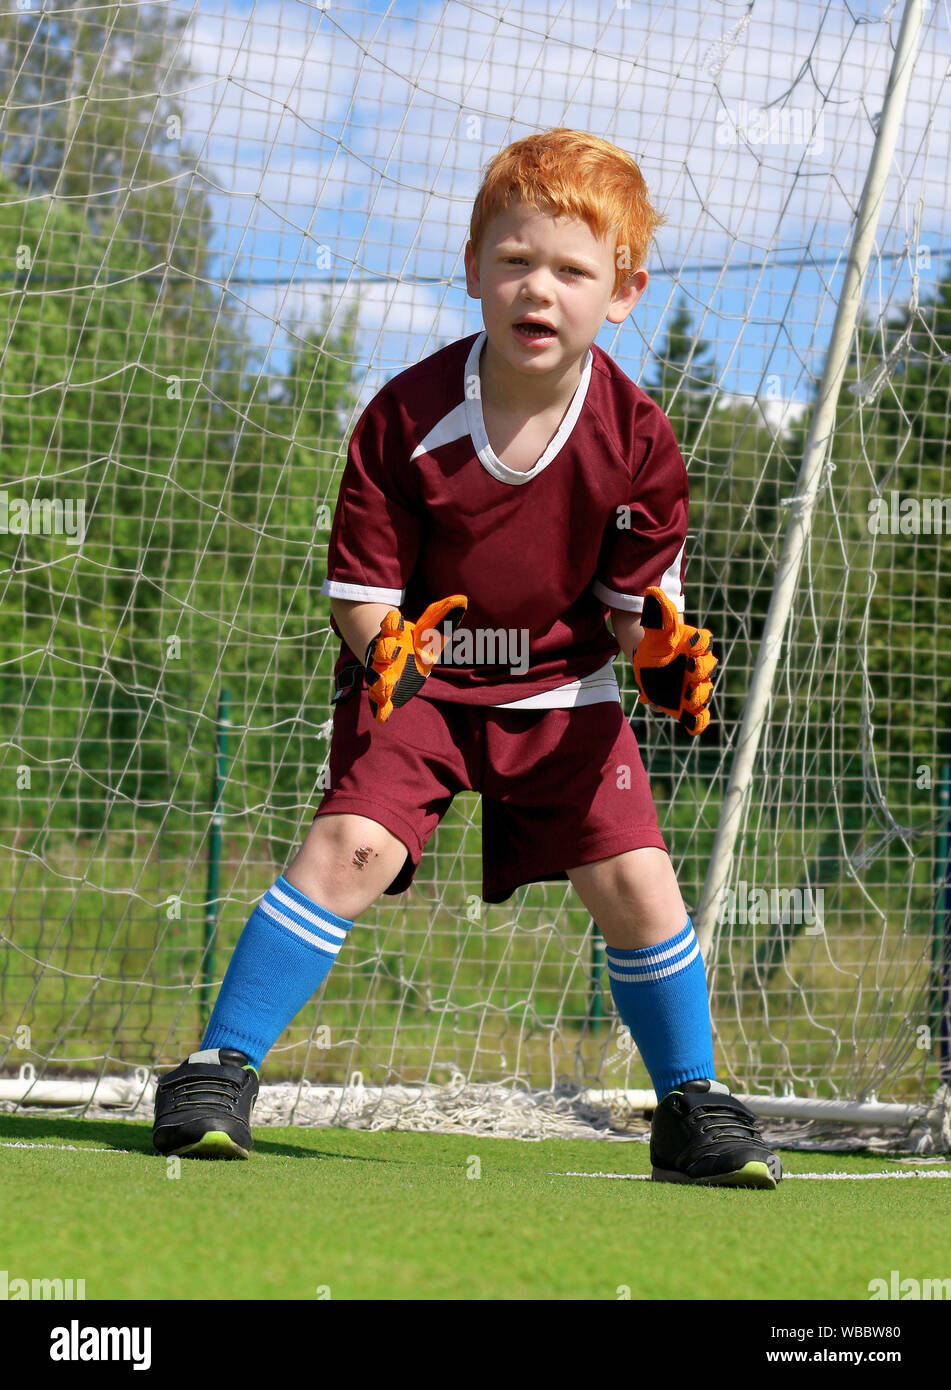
[464,200,647,388]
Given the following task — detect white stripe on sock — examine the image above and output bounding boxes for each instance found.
[259,897,343,956]
[268,884,349,941]
[606,926,694,970]
[607,938,701,984]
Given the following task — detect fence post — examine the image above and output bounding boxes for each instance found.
[200,688,230,1028]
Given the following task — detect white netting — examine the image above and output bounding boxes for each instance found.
[0,1,949,1146]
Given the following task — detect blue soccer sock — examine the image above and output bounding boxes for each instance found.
[201,875,353,1070]
[605,917,715,1100]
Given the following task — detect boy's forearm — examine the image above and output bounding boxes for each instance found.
[610,608,645,664]
[330,598,394,662]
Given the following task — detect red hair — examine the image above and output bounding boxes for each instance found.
[469,129,664,292]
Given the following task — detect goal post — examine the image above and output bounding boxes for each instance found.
[695,0,928,962]
[1,0,950,1150]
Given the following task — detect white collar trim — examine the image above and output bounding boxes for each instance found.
[465,331,593,486]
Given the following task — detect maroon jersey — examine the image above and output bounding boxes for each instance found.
[322,331,688,706]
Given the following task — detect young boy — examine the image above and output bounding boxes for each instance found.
[153,129,781,1188]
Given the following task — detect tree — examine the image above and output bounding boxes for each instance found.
[643,301,784,743]
[0,203,362,836]
[0,6,366,838]
[0,3,222,323]
[0,173,227,829]
[645,296,717,454]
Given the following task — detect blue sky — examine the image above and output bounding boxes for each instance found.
[174,0,950,414]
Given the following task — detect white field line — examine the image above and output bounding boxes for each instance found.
[0,1141,134,1154]
[554,1169,951,1181]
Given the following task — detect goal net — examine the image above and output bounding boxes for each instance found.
[1,0,949,1148]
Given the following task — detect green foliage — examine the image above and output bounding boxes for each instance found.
[645,296,717,452]
[647,299,796,741]
[0,4,361,844]
[645,282,949,999]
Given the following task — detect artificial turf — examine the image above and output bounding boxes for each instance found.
[1,1113,949,1301]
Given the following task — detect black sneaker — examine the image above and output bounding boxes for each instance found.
[152,1048,259,1159]
[650,1079,782,1188]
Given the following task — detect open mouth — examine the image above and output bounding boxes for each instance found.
[513,321,557,342]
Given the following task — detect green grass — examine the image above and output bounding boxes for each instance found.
[1,1114,949,1300]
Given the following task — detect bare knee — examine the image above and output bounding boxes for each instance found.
[568,847,686,949]
[312,813,403,873]
[283,813,408,918]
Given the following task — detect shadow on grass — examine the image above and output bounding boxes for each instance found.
[0,1112,404,1164]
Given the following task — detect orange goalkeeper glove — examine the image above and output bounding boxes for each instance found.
[632,586,717,735]
[365,595,468,724]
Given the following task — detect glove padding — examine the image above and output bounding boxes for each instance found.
[632,586,717,735]
[365,594,468,724]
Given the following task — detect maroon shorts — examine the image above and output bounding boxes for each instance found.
[315,671,667,903]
